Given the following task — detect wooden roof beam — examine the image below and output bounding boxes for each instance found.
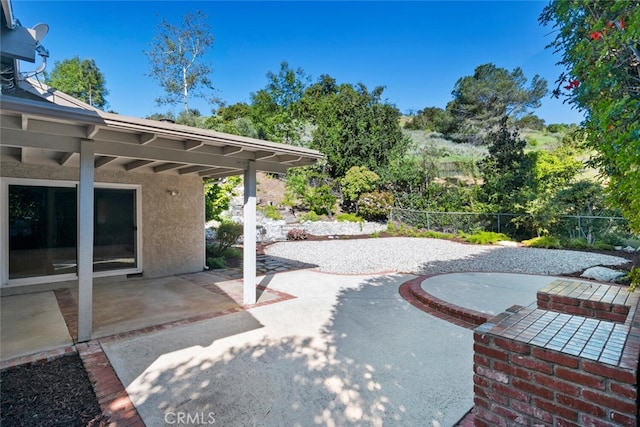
[223,146,243,156]
[139,132,157,145]
[86,125,100,139]
[184,139,204,151]
[95,156,117,168]
[154,162,185,173]
[125,159,154,171]
[59,152,74,166]
[178,165,213,175]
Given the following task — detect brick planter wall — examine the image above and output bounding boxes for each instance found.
[473,279,640,426]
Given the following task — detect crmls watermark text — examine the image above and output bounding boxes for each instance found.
[164,411,216,425]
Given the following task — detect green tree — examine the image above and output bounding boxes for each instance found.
[516,114,546,131]
[46,56,109,109]
[554,180,611,217]
[478,117,529,211]
[339,166,380,211]
[302,79,410,178]
[519,147,583,236]
[250,61,311,145]
[404,107,455,133]
[284,166,337,216]
[145,11,215,113]
[447,63,548,143]
[540,1,640,232]
[205,176,241,222]
[381,154,477,212]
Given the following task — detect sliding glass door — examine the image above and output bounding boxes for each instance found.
[8,185,77,279]
[7,182,138,281]
[93,188,137,272]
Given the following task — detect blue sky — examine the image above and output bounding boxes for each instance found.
[13,1,584,124]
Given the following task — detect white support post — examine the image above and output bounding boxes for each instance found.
[77,140,95,342]
[243,161,257,305]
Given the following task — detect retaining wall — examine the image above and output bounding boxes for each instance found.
[473,279,639,426]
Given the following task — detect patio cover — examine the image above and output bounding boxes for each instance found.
[0,92,323,341]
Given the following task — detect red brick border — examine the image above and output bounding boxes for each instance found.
[77,341,144,427]
[53,288,78,341]
[0,345,77,370]
[399,275,491,330]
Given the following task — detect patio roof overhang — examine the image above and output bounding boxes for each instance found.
[0,94,324,177]
[1,91,323,343]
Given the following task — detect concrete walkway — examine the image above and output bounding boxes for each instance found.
[1,256,602,426]
[100,270,574,427]
[103,270,476,427]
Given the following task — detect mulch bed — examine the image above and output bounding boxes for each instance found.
[1,237,637,426]
[1,354,109,426]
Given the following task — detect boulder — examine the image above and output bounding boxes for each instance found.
[580,266,626,282]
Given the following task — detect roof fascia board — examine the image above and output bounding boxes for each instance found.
[1,127,81,152]
[1,94,324,162]
[1,0,16,29]
[19,79,102,112]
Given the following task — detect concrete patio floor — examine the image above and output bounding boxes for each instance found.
[103,269,476,426]
[0,271,289,362]
[0,263,594,426]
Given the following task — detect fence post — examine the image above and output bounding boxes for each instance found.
[497,213,501,234]
[578,215,582,239]
[427,212,430,230]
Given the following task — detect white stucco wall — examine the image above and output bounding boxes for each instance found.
[1,160,205,280]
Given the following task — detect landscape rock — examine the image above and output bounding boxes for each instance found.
[622,245,637,253]
[580,266,626,282]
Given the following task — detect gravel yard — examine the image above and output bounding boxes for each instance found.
[264,237,630,275]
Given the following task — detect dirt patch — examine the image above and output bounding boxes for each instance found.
[1,354,109,426]
[257,172,286,207]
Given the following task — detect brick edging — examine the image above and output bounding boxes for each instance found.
[0,345,77,370]
[399,275,490,330]
[78,341,144,427]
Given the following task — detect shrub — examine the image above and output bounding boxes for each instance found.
[565,238,589,249]
[208,221,243,256]
[305,185,337,216]
[336,213,364,223]
[300,211,321,222]
[207,257,227,269]
[521,236,562,249]
[462,231,510,245]
[340,166,380,210]
[357,190,394,222]
[546,123,567,134]
[204,176,241,222]
[385,223,455,240]
[286,228,308,241]
[221,247,242,259]
[627,268,640,292]
[260,205,282,220]
[593,242,615,251]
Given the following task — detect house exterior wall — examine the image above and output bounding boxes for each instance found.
[1,160,205,281]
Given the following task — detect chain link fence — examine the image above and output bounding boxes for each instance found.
[390,208,636,244]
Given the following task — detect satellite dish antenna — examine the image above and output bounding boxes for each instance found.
[35,56,47,74]
[31,23,49,42]
[21,23,50,78]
